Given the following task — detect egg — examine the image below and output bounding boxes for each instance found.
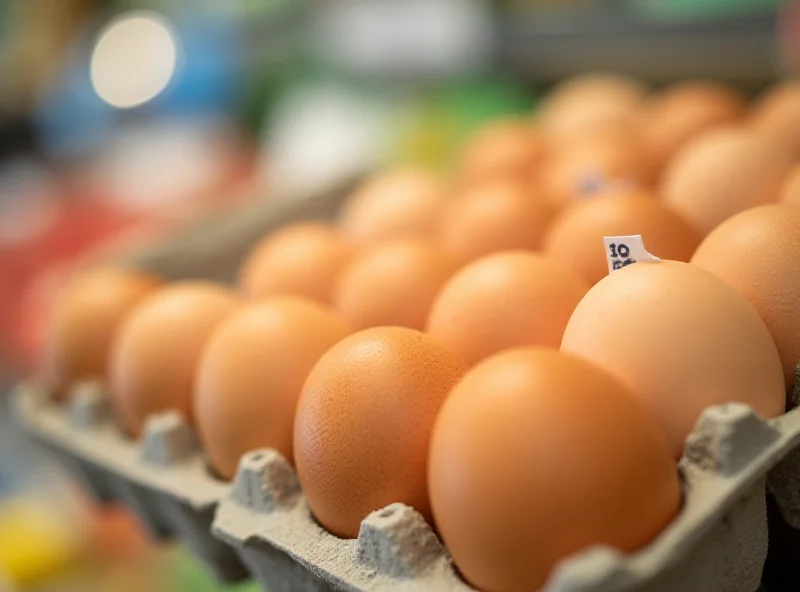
[42,267,163,398]
[751,80,800,156]
[543,73,647,112]
[429,348,680,592]
[645,81,745,173]
[439,180,554,264]
[426,251,588,366]
[294,327,467,538]
[539,74,647,142]
[542,192,700,286]
[691,204,800,387]
[194,297,352,479]
[333,239,457,331]
[109,282,239,436]
[338,168,449,246]
[561,260,785,458]
[781,166,800,203]
[661,127,794,235]
[457,119,547,184]
[239,222,351,304]
[540,129,653,207]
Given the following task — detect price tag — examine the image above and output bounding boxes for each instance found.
[576,173,640,199]
[576,170,606,196]
[603,235,661,274]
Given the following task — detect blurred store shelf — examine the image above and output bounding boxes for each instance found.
[500,9,783,90]
[235,1,788,92]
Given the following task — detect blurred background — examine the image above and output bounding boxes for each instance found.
[0,0,794,590]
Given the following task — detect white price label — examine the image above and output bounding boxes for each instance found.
[576,173,638,198]
[603,235,661,274]
[575,170,606,196]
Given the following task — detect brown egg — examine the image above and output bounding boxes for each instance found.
[751,80,800,156]
[540,74,647,142]
[294,327,468,538]
[439,180,554,264]
[661,127,794,235]
[426,251,588,366]
[194,297,352,479]
[781,166,800,203]
[457,119,547,184]
[338,168,449,246]
[549,109,646,150]
[333,239,457,331]
[691,204,800,387]
[561,260,785,458]
[543,73,647,110]
[646,81,746,173]
[109,282,239,436]
[239,222,351,304]
[540,129,653,208]
[429,348,680,592]
[42,267,163,398]
[542,193,701,286]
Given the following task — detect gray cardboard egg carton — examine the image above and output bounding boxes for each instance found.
[10,177,361,583]
[116,175,360,284]
[11,380,249,582]
[11,171,800,591]
[210,402,800,592]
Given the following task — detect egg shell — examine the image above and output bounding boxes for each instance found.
[661,126,794,236]
[542,193,701,286]
[426,251,589,366]
[543,73,647,110]
[781,166,800,204]
[333,239,457,331]
[751,80,800,156]
[540,74,647,142]
[293,326,468,539]
[109,281,239,436]
[239,222,351,304]
[42,267,163,398]
[439,180,554,265]
[194,297,352,479]
[645,81,746,174]
[429,348,681,592]
[691,203,800,387]
[561,260,785,458]
[457,119,547,185]
[338,168,449,246]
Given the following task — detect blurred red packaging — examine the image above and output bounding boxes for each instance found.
[0,185,162,374]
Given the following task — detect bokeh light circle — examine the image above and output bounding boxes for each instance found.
[90,11,179,109]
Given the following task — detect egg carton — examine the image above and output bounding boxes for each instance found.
[116,175,360,284]
[12,169,800,591]
[11,381,249,583]
[207,402,800,592]
[9,176,363,580]
[9,176,363,583]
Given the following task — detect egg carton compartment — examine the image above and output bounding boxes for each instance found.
[11,381,249,583]
[210,403,800,592]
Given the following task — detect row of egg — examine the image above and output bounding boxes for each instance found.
[42,272,681,592]
[230,75,800,330]
[42,74,800,592]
